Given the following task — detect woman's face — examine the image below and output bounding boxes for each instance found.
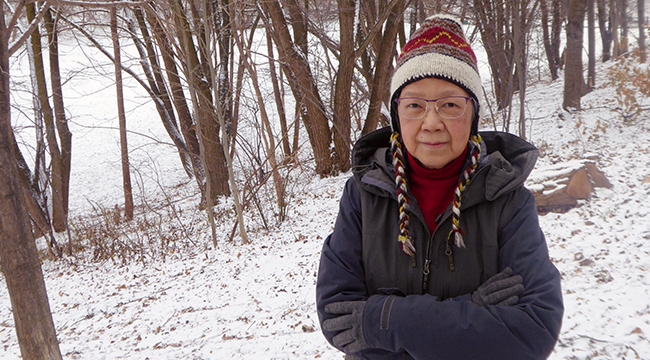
[397,78,474,170]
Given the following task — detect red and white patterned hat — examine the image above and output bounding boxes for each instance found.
[390,15,483,131]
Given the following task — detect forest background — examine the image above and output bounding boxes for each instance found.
[0,0,649,359]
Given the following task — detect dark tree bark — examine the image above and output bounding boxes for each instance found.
[361,0,406,135]
[639,0,646,62]
[143,4,205,195]
[171,0,230,197]
[43,9,72,227]
[551,0,563,68]
[332,0,355,171]
[598,0,613,61]
[111,7,134,220]
[611,0,620,57]
[588,0,596,88]
[265,24,292,159]
[620,0,628,54]
[260,0,333,176]
[564,0,588,110]
[26,3,67,233]
[129,7,193,178]
[541,0,560,79]
[474,0,517,110]
[0,3,63,359]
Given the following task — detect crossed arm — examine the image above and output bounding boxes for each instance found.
[316,180,563,360]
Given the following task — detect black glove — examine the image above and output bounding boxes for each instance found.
[322,301,369,354]
[471,267,525,307]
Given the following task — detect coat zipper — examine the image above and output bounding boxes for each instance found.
[422,233,433,292]
[408,255,416,294]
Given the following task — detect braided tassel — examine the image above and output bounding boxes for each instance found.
[448,134,482,249]
[391,132,416,256]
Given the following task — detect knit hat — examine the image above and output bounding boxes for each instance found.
[388,15,484,271]
[390,15,482,133]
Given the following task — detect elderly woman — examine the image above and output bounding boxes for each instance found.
[316,15,563,360]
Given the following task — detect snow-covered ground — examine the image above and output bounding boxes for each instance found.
[2,30,650,360]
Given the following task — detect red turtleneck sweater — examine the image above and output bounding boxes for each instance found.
[407,147,468,234]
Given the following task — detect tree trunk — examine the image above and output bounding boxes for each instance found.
[588,0,596,88]
[598,0,613,61]
[130,7,194,178]
[0,4,63,358]
[235,33,287,222]
[171,0,230,198]
[143,4,205,196]
[43,9,72,226]
[551,0,563,68]
[474,0,517,110]
[26,3,67,233]
[541,0,559,79]
[332,0,355,171]
[111,7,134,220]
[261,0,333,176]
[639,0,646,62]
[620,0,628,54]
[611,0,620,57]
[361,0,406,134]
[564,0,588,110]
[265,24,291,159]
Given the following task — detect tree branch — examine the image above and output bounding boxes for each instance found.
[7,2,50,56]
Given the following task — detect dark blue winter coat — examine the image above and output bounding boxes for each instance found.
[316,127,563,359]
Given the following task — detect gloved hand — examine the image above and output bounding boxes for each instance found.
[471,267,525,307]
[322,301,369,354]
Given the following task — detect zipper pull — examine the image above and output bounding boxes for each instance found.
[445,244,455,271]
[422,259,431,292]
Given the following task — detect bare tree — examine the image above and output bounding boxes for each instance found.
[142,3,206,195]
[513,0,539,140]
[332,0,356,171]
[360,0,407,135]
[0,1,63,358]
[611,0,621,57]
[619,0,629,54]
[170,0,231,199]
[639,0,646,62]
[259,0,333,176]
[43,9,72,233]
[110,7,135,220]
[564,0,588,110]
[598,0,613,61]
[474,0,538,136]
[26,3,68,233]
[127,7,194,178]
[588,0,596,88]
[541,0,563,80]
[474,0,517,111]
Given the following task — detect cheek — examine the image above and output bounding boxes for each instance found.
[399,121,418,146]
[449,120,472,143]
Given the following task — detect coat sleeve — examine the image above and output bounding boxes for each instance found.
[316,178,413,359]
[361,189,564,360]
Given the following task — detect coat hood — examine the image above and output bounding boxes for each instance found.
[350,127,539,205]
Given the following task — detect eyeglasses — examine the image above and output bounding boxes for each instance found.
[395,96,473,120]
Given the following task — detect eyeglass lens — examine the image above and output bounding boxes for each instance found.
[397,97,469,119]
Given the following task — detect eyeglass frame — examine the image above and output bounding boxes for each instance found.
[394,96,475,120]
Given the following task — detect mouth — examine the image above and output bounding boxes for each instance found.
[421,140,447,148]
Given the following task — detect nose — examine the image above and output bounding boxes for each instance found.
[420,105,445,131]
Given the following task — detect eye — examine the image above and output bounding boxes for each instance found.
[404,100,424,109]
[440,100,461,108]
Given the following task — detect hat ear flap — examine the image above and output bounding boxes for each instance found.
[471,100,480,136]
[390,85,406,133]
